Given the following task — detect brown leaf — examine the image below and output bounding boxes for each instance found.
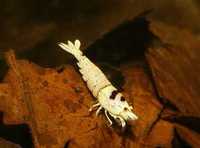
[146,21,200,117]
[147,46,200,116]
[0,50,166,147]
[120,63,163,147]
[144,120,174,148]
[2,50,120,147]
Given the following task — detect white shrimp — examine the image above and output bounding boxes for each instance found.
[58,40,138,128]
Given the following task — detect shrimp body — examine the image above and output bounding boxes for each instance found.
[77,55,111,97]
[58,40,138,128]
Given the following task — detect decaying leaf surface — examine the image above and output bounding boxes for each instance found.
[121,63,162,138]
[0,51,166,147]
[1,50,113,147]
[144,120,174,148]
[146,21,200,117]
[119,63,164,147]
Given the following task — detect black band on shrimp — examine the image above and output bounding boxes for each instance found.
[109,90,118,99]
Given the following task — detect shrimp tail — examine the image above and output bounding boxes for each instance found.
[58,40,83,60]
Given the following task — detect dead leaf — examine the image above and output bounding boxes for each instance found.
[0,51,166,147]
[146,21,200,117]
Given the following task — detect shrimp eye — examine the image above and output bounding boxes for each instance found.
[124,107,128,111]
[120,97,125,101]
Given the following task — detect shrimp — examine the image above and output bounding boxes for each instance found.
[58,40,138,128]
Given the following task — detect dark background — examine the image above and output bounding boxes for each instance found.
[0,0,200,66]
